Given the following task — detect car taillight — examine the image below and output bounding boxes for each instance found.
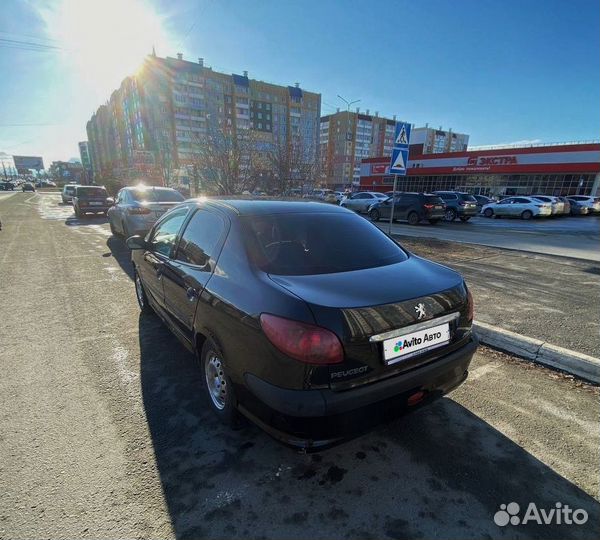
[423,204,434,209]
[466,289,474,322]
[128,207,151,215]
[260,313,343,365]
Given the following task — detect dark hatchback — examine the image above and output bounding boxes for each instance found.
[72,185,112,217]
[367,192,446,225]
[128,200,478,449]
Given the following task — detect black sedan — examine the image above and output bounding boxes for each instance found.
[128,200,477,449]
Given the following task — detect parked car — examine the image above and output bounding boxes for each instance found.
[0,181,15,191]
[108,186,185,237]
[481,197,552,219]
[22,182,35,192]
[340,191,389,214]
[433,191,478,222]
[72,185,113,217]
[323,192,339,204]
[367,192,446,225]
[35,180,56,188]
[127,200,477,448]
[556,196,571,215]
[566,199,589,215]
[566,195,600,214]
[473,195,496,212]
[61,184,79,204]
[530,195,566,216]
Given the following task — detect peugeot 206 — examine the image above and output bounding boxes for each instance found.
[127,200,478,449]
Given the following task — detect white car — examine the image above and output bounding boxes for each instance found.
[481,197,552,219]
[340,191,389,214]
[566,195,600,214]
[530,195,566,216]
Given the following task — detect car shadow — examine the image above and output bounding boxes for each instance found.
[106,235,134,280]
[139,314,600,540]
[65,214,108,226]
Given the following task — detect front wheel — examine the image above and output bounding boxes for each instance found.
[407,211,419,225]
[459,216,471,222]
[201,338,239,426]
[521,210,533,220]
[444,208,457,222]
[483,208,494,218]
[368,209,380,222]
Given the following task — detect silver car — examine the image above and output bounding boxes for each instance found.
[340,191,389,214]
[108,186,185,237]
[61,184,79,204]
[481,196,552,219]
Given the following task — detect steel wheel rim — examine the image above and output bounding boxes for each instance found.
[445,209,454,220]
[135,273,145,308]
[205,353,227,410]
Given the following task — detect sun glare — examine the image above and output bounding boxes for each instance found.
[40,0,173,94]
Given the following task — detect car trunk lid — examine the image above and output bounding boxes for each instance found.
[268,255,471,390]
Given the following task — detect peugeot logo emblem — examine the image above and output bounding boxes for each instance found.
[415,303,426,320]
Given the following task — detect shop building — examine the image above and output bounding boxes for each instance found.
[359,142,600,197]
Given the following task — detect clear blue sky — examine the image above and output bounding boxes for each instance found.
[1,0,598,166]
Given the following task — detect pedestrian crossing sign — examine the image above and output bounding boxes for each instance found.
[390,147,409,174]
[393,122,411,149]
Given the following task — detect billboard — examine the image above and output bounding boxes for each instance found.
[13,155,44,172]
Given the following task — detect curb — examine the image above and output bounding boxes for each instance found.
[474,321,600,384]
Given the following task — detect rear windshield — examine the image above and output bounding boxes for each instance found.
[76,187,107,198]
[424,195,444,204]
[131,188,184,203]
[241,212,408,275]
[64,186,76,193]
[458,194,477,202]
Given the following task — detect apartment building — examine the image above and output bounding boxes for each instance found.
[319,110,398,189]
[86,53,321,187]
[409,125,469,156]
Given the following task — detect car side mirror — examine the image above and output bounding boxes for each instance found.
[107,197,115,206]
[126,235,147,250]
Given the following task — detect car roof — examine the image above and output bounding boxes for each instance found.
[188,199,351,216]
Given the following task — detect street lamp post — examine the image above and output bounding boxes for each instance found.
[337,95,360,189]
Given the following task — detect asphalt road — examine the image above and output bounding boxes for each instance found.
[1,192,599,540]
[376,214,600,262]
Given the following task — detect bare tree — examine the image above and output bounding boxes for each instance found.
[266,133,320,194]
[187,123,260,195]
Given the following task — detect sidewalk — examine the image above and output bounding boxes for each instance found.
[395,236,600,358]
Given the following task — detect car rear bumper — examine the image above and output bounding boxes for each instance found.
[241,334,478,449]
[457,207,478,216]
[79,206,110,213]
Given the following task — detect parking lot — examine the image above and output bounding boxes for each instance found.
[0,191,598,539]
[378,214,600,261]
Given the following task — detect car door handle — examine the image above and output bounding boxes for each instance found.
[186,286,199,301]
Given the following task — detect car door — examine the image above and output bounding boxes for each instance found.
[509,198,528,216]
[494,198,513,216]
[161,208,229,345]
[345,192,366,211]
[137,206,190,313]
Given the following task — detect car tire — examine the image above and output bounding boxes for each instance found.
[200,338,239,427]
[428,219,440,225]
[484,208,494,218]
[521,210,533,220]
[459,216,471,222]
[444,208,457,222]
[134,267,153,314]
[369,209,380,222]
[407,211,419,225]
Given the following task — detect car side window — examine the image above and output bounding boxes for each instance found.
[149,207,189,258]
[176,209,226,266]
[364,193,374,199]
